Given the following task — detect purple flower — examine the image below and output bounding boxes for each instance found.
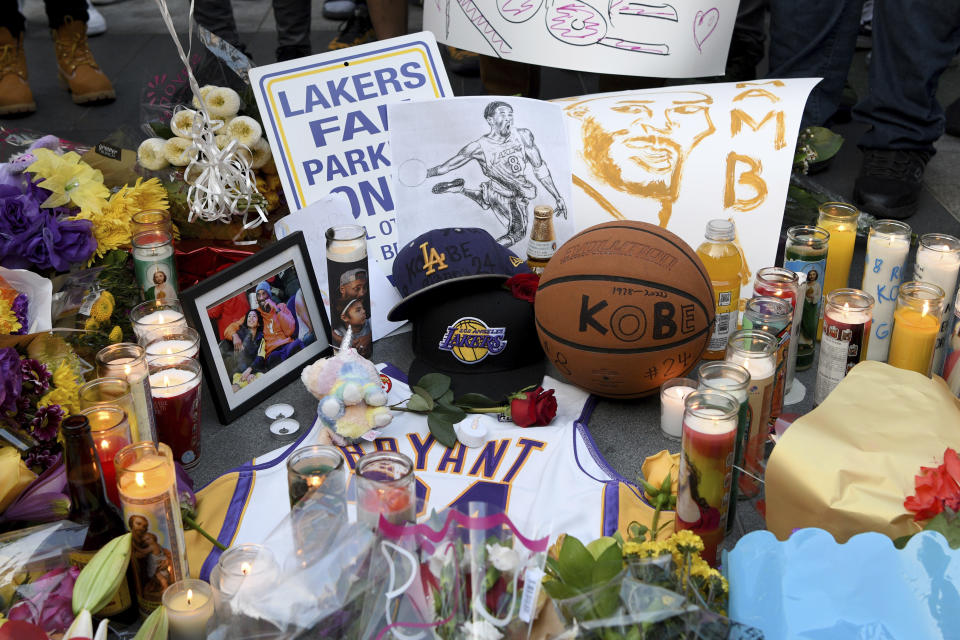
[21,357,51,395]
[1,456,68,523]
[21,215,59,271]
[50,216,96,270]
[0,184,46,267]
[0,346,22,413]
[31,404,64,442]
[12,293,28,335]
[23,448,62,475]
[7,565,80,634]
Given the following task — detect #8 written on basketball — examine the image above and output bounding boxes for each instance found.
[391,373,558,448]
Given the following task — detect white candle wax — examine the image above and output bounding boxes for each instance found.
[915,244,960,374]
[149,369,199,397]
[107,356,157,444]
[863,233,910,362]
[684,408,737,435]
[701,377,748,405]
[165,586,214,640]
[660,385,694,439]
[726,354,776,383]
[146,339,199,361]
[134,310,188,340]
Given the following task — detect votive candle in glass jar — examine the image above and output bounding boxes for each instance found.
[888,281,945,376]
[742,296,792,422]
[355,451,416,528]
[814,288,874,405]
[80,404,131,507]
[79,377,141,444]
[148,356,202,469]
[753,267,801,397]
[659,378,697,440]
[140,327,201,363]
[286,445,347,509]
[96,343,157,444]
[861,220,911,362]
[817,203,860,324]
[162,579,215,640]
[133,228,178,303]
[783,225,829,370]
[131,300,188,342]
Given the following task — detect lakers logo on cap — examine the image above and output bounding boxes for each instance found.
[438,317,507,364]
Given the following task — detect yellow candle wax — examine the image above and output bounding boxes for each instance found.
[888,306,939,374]
[117,454,173,500]
[821,219,857,297]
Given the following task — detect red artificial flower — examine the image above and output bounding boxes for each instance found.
[904,448,960,521]
[510,387,558,427]
[504,273,539,303]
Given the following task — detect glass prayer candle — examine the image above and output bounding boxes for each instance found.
[659,378,697,440]
[697,361,750,534]
[888,281,945,376]
[148,356,202,469]
[742,296,792,422]
[81,404,131,508]
[133,228,179,303]
[752,267,801,395]
[325,224,373,359]
[131,300,188,342]
[814,288,874,405]
[162,579,215,640]
[783,225,829,370]
[725,329,777,499]
[79,377,140,446]
[675,389,739,567]
[209,544,279,616]
[913,234,960,376]
[861,220,911,362]
[132,209,173,237]
[140,327,201,363]
[355,451,416,528]
[817,203,860,340]
[115,441,188,615]
[286,445,347,509]
[96,343,157,444]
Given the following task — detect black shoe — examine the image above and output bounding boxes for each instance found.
[322,0,356,20]
[946,97,960,137]
[431,178,464,194]
[444,46,480,76]
[856,21,872,50]
[853,149,930,219]
[276,45,311,62]
[328,5,375,50]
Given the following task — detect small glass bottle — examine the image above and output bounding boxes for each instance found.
[526,205,557,275]
[814,288,874,405]
[696,219,742,360]
[888,281,945,376]
[783,225,829,370]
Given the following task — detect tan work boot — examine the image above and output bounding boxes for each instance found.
[0,27,36,116]
[52,17,115,104]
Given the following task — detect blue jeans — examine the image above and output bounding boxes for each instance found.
[855,0,960,152]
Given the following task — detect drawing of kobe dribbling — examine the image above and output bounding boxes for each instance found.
[426,101,566,247]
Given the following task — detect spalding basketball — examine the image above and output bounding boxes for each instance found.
[535,221,714,398]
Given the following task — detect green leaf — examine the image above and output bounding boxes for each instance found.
[541,576,579,601]
[455,393,499,408]
[427,413,457,448]
[922,510,960,549]
[557,536,596,591]
[893,534,913,549]
[407,393,433,413]
[434,400,467,424]
[586,536,618,561]
[590,582,622,619]
[417,373,451,399]
[591,543,623,585]
[133,605,168,640]
[439,390,454,405]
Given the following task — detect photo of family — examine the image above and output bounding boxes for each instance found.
[328,267,372,358]
[206,260,318,394]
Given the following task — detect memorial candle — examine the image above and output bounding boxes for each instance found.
[140,327,200,363]
[131,300,188,341]
[162,580,214,640]
[913,234,960,375]
[78,377,140,446]
[286,445,347,508]
[753,267,801,396]
[209,544,279,617]
[860,220,911,362]
[814,289,874,405]
[783,225,829,370]
[742,296,792,422]
[355,451,416,528]
[149,356,202,469]
[675,389,739,566]
[888,281,945,376]
[817,203,860,338]
[80,405,131,507]
[659,378,697,440]
[132,229,178,303]
[96,344,157,444]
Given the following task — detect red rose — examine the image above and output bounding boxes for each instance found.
[510,387,558,427]
[504,273,539,303]
[904,448,960,521]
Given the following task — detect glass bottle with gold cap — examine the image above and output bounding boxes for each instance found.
[526,205,557,275]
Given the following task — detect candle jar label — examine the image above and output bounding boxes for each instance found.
[783,257,825,367]
[120,495,188,615]
[816,320,870,405]
[740,376,774,498]
[67,549,135,616]
[134,252,179,303]
[152,383,202,467]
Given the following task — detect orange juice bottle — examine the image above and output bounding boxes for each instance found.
[697,220,743,359]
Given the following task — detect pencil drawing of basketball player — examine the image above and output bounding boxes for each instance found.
[426,101,567,247]
[564,90,716,227]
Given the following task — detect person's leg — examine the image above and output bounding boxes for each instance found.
[366,0,406,40]
[0,0,34,114]
[273,0,311,61]
[725,0,767,81]
[328,2,374,50]
[766,0,862,128]
[193,0,243,51]
[479,56,540,97]
[44,0,88,28]
[46,0,115,104]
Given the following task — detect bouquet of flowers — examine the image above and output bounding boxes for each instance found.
[896,447,960,549]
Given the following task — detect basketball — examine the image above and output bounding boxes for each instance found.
[535,221,715,398]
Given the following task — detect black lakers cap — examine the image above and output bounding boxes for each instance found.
[387,228,531,322]
[408,283,546,401]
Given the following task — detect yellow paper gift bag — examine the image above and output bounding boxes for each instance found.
[0,446,36,513]
[766,361,960,542]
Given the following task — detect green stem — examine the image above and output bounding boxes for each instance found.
[463,407,507,415]
[183,513,227,551]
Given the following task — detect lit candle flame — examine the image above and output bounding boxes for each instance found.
[101,438,109,450]
[308,476,322,488]
[163,374,170,387]
[240,562,251,575]
[186,588,193,605]
[135,472,145,487]
[843,302,850,314]
[922,301,929,318]
[124,364,131,376]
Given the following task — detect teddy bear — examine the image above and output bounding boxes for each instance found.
[301,347,392,441]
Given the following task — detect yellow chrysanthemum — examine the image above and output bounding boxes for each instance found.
[73,178,170,260]
[623,539,670,559]
[670,530,705,554]
[108,326,123,342]
[0,297,22,335]
[38,362,83,415]
[26,149,109,214]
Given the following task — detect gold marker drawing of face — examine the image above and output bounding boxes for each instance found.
[566,91,715,226]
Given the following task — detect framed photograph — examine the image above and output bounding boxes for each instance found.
[180,231,332,423]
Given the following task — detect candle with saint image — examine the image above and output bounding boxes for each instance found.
[913,234,960,376]
[675,389,739,567]
[162,579,214,640]
[148,356,202,469]
[817,203,860,338]
[131,299,189,341]
[783,225,829,370]
[725,329,777,498]
[355,451,416,528]
[140,327,201,363]
[888,281,945,376]
[81,405,131,507]
[814,289,874,405]
[96,344,157,444]
[659,378,697,440]
[861,220,911,362]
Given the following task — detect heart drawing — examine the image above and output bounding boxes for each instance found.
[693,8,719,52]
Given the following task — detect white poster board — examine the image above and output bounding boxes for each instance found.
[250,32,454,267]
[424,0,739,78]
[390,96,576,251]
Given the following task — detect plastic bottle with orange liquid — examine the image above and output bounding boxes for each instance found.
[697,220,743,359]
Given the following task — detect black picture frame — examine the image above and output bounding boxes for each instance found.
[180,231,332,423]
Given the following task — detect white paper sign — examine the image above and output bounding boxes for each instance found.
[274,194,405,342]
[390,96,575,251]
[424,0,739,78]
[557,79,820,300]
[250,32,454,266]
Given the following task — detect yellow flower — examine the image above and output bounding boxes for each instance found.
[623,539,670,559]
[39,362,83,415]
[73,177,170,259]
[27,149,109,214]
[669,530,705,555]
[108,326,123,342]
[0,297,22,335]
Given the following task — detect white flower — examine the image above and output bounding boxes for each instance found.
[206,86,241,118]
[250,137,272,169]
[163,136,195,167]
[459,619,503,640]
[214,134,231,150]
[226,116,263,147]
[170,108,199,137]
[137,138,169,171]
[428,544,456,577]
[191,84,217,109]
[486,542,522,572]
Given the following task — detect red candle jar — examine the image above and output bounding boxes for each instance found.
[81,404,132,507]
[148,356,202,469]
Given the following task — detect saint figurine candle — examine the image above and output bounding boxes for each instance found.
[162,579,214,640]
[81,404,131,507]
[913,234,960,375]
[742,296,792,421]
[783,225,829,370]
[888,281,945,376]
[133,229,178,303]
[148,356,202,469]
[859,220,911,363]
[697,361,750,534]
[96,343,157,444]
[675,389,739,567]
[753,267,801,397]
[659,378,697,440]
[140,327,201,363]
[817,203,860,338]
[131,300,189,342]
[115,441,188,615]
[814,289,874,405]
[355,451,416,528]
